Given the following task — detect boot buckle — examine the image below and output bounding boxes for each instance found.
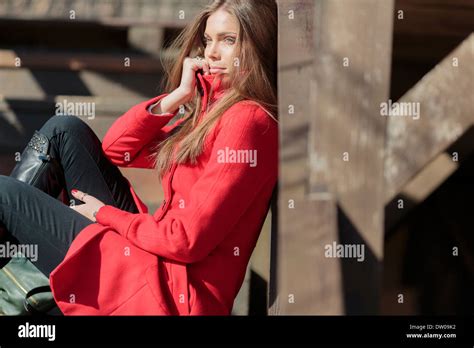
[38,154,51,162]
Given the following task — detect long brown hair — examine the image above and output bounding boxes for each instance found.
[150,0,278,179]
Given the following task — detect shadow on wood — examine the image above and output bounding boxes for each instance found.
[337,205,381,315]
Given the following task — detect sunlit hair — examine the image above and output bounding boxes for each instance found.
[150,0,278,179]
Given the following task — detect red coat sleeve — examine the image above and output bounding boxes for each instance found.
[95,103,278,264]
[101,95,183,169]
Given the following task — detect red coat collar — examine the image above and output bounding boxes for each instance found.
[196,72,229,113]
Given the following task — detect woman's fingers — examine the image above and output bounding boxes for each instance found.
[69,189,104,223]
[179,56,210,97]
[189,57,209,75]
[201,60,210,75]
[71,189,94,203]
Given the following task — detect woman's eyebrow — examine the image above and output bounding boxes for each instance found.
[204,32,237,37]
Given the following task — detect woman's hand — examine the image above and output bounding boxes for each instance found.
[178,56,210,99]
[70,189,105,222]
[153,56,209,116]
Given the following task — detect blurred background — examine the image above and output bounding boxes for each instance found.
[0,0,473,315]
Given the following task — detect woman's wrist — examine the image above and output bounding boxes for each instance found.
[175,86,193,100]
[93,205,105,223]
[152,88,191,115]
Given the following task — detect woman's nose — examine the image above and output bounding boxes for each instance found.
[207,42,220,59]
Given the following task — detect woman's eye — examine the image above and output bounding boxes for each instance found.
[203,37,235,45]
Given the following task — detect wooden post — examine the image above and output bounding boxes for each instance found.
[270,0,394,315]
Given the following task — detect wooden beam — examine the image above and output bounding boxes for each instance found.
[0,0,209,23]
[390,0,474,100]
[395,0,474,37]
[0,49,169,73]
[385,34,474,205]
[385,34,474,232]
[0,68,161,100]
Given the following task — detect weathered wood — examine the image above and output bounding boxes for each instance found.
[270,0,393,315]
[390,0,474,100]
[271,0,325,315]
[310,0,393,258]
[271,198,344,315]
[385,34,474,204]
[270,0,341,315]
[0,95,145,115]
[393,0,474,64]
[0,68,161,99]
[311,0,394,313]
[0,0,208,23]
[0,49,169,73]
[0,95,145,155]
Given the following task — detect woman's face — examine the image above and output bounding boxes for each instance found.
[203,8,240,85]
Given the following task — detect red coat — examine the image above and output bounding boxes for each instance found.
[49,72,278,315]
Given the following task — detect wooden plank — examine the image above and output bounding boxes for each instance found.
[0,18,130,50]
[0,95,145,115]
[0,0,209,23]
[0,68,161,99]
[0,49,173,73]
[395,0,474,38]
[385,34,474,204]
[390,0,474,109]
[0,95,146,151]
[0,16,160,29]
[0,17,187,58]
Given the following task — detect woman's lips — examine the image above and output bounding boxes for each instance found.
[210,67,226,74]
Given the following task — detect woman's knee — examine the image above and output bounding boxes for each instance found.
[39,115,92,138]
[0,175,22,201]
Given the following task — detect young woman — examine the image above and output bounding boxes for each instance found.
[0,0,278,315]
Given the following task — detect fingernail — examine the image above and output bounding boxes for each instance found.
[71,189,77,194]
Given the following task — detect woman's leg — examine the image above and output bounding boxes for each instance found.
[1,115,140,275]
[32,115,139,211]
[0,175,93,277]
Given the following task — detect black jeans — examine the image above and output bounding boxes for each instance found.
[0,115,139,277]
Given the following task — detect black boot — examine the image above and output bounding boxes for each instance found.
[10,130,66,202]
